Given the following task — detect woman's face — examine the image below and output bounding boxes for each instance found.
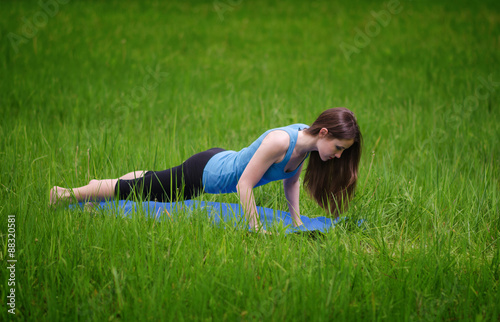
[317,128,354,161]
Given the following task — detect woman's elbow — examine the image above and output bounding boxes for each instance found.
[284,177,299,187]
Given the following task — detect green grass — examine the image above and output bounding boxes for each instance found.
[1,0,499,320]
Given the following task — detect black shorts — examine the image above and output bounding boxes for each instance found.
[115,148,225,202]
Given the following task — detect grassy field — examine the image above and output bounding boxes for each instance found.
[1,0,499,320]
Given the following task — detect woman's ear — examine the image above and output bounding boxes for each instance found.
[319,128,329,137]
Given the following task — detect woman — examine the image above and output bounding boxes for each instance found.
[50,107,362,231]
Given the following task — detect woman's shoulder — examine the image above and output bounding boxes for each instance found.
[261,130,290,149]
[282,123,310,131]
[261,123,308,146]
[292,123,310,129]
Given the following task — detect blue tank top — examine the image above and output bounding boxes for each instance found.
[202,123,310,194]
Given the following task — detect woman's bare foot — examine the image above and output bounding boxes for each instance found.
[49,186,71,206]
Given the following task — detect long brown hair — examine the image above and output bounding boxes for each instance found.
[303,108,362,217]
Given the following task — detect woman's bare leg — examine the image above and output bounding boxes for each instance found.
[119,170,148,180]
[50,170,149,205]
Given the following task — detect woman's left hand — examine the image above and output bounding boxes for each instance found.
[293,217,304,227]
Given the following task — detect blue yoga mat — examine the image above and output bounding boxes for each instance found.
[74,200,352,234]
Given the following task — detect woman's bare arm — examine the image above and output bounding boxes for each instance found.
[237,131,289,231]
[283,164,304,227]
